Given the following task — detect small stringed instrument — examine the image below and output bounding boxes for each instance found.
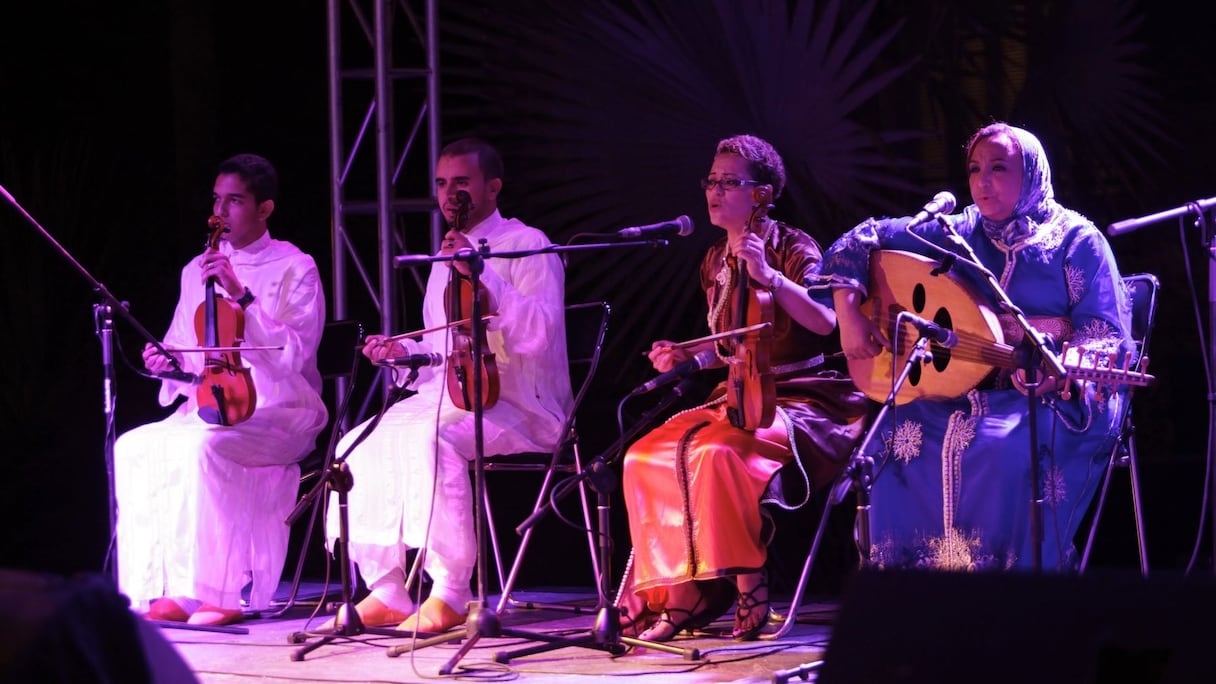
[723,185,777,430]
[851,249,1153,404]
[194,215,256,425]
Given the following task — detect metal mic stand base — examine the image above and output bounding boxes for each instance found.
[388,486,702,667]
[483,486,701,665]
[146,619,248,635]
[453,380,706,665]
[765,338,928,642]
[288,461,444,661]
[772,659,825,684]
[382,255,506,674]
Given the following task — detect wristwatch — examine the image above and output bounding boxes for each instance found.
[236,287,256,310]
[767,272,784,294]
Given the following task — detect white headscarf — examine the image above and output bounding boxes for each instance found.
[970,123,1063,246]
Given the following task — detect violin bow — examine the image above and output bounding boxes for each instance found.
[666,322,773,350]
[371,314,500,347]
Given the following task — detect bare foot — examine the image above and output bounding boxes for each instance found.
[396,597,465,633]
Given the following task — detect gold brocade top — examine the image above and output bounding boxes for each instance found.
[699,220,837,371]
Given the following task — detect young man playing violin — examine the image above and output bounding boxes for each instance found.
[616,134,869,642]
[321,137,571,634]
[115,153,327,626]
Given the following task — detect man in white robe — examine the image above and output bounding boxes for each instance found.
[324,137,571,633]
[115,153,327,626]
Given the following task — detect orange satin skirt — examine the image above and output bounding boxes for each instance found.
[621,403,790,602]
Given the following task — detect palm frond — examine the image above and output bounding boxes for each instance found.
[441,0,921,387]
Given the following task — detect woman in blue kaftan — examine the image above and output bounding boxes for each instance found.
[812,123,1134,571]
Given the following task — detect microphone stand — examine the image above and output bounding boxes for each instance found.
[1,184,195,585]
[492,376,710,664]
[919,217,1066,572]
[764,334,933,643]
[385,237,671,673]
[1108,197,1216,574]
[288,369,438,660]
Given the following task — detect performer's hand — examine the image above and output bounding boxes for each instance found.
[439,229,475,277]
[199,248,244,297]
[834,287,888,359]
[647,340,690,373]
[142,343,181,373]
[361,334,407,363]
[837,306,890,360]
[1012,368,1061,397]
[729,231,777,286]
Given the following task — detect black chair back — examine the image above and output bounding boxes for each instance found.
[1123,273,1159,367]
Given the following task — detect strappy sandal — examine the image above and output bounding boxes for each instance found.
[635,583,729,643]
[732,571,771,641]
[618,601,659,637]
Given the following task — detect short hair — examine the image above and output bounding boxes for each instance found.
[217,153,279,204]
[439,137,504,182]
[715,134,787,198]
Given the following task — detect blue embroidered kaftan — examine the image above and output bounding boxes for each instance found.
[813,131,1133,571]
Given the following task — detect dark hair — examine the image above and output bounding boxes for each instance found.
[217,153,279,204]
[439,137,504,181]
[715,134,787,199]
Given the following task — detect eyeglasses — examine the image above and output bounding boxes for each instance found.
[700,178,762,192]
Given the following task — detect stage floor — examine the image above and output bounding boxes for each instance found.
[153,583,836,683]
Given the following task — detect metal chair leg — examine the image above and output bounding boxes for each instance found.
[1078,444,1119,574]
[1126,435,1150,576]
[1079,430,1150,577]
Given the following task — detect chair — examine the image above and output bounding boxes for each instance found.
[260,318,365,617]
[477,301,612,613]
[1078,273,1159,576]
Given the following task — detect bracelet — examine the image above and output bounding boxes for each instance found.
[236,287,256,310]
[767,272,784,294]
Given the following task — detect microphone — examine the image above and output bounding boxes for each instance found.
[629,349,717,396]
[898,312,959,348]
[905,191,957,230]
[375,352,444,368]
[618,215,695,239]
[151,369,200,384]
[454,190,474,211]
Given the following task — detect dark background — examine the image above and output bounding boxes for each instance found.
[3,1,1215,594]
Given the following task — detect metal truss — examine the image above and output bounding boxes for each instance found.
[326,0,440,344]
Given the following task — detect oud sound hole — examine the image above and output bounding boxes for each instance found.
[931,307,953,372]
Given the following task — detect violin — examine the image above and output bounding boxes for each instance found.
[194,215,256,425]
[443,194,500,411]
[723,185,776,431]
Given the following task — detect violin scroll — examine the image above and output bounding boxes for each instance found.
[750,184,773,214]
[206,214,226,241]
